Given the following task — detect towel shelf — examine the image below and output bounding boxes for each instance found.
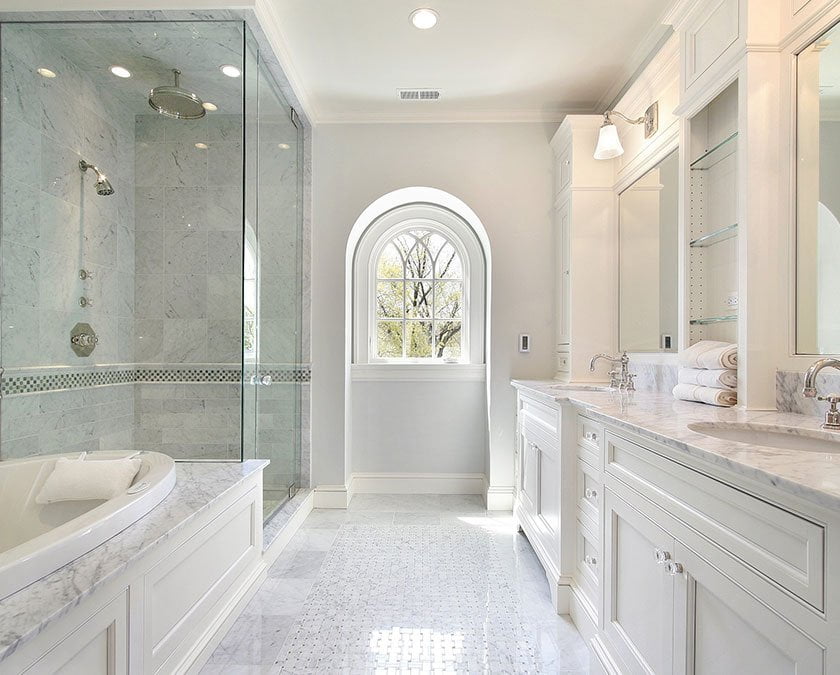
[689,132,738,170]
[689,223,738,248]
[689,315,738,326]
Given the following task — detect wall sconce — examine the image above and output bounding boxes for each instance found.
[593,101,659,160]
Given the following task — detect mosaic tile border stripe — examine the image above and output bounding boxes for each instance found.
[1,365,311,396]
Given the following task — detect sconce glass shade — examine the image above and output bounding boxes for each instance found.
[594,121,624,160]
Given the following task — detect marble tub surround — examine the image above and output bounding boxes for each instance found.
[203,495,588,673]
[0,459,267,664]
[513,380,840,510]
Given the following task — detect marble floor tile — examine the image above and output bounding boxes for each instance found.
[202,499,588,674]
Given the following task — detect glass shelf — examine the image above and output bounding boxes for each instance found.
[690,132,738,170]
[689,315,738,326]
[689,223,738,248]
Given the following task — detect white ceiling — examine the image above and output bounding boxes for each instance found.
[270,0,674,123]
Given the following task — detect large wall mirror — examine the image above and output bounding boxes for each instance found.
[619,150,679,352]
[797,22,840,354]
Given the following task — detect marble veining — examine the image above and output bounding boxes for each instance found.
[513,380,840,511]
[777,369,840,418]
[0,459,268,663]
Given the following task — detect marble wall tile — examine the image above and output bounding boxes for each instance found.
[777,370,840,417]
[2,179,40,248]
[164,229,207,272]
[2,242,40,308]
[164,274,207,319]
[162,318,206,362]
[4,117,41,188]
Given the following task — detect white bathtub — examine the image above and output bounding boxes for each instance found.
[0,451,176,600]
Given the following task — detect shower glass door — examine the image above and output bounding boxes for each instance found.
[243,27,303,520]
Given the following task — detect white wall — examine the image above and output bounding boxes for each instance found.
[312,122,555,491]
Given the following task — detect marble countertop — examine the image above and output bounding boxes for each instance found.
[0,459,268,663]
[512,380,840,511]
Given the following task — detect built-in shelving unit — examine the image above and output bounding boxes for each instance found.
[688,82,739,346]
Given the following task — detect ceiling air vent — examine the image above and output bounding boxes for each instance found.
[397,88,442,101]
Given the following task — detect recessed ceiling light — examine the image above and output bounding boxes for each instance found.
[202,101,218,112]
[220,64,241,78]
[36,67,56,78]
[110,65,131,78]
[410,8,438,30]
[278,143,291,150]
[195,142,208,150]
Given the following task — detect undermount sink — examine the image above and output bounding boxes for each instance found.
[549,384,612,392]
[688,422,840,453]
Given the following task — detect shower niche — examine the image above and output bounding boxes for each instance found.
[0,20,304,520]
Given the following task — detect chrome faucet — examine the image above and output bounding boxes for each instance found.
[589,351,635,391]
[802,358,840,430]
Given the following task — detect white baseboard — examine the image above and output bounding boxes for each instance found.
[349,472,486,495]
[485,485,514,511]
[263,490,314,566]
[313,484,350,509]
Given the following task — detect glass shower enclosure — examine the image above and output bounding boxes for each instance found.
[0,19,303,521]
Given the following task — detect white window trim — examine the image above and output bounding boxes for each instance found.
[353,203,486,368]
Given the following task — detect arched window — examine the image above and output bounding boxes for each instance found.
[374,228,465,361]
[353,202,485,367]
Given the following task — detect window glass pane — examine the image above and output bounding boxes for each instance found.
[434,281,462,318]
[377,321,403,358]
[435,320,462,359]
[376,281,403,318]
[406,321,433,358]
[405,281,432,318]
[405,242,433,278]
[427,232,447,260]
[377,243,403,278]
[435,243,462,279]
[393,232,416,260]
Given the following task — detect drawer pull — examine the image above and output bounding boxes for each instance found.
[584,555,597,566]
[584,431,599,443]
[654,548,671,565]
[584,488,598,501]
[665,561,684,576]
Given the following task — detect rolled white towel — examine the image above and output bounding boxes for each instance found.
[678,340,737,370]
[673,383,737,407]
[678,367,737,390]
[36,456,142,504]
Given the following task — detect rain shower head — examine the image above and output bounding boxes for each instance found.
[149,69,205,120]
[79,160,115,196]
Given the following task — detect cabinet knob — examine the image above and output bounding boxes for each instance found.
[584,488,598,501]
[584,431,598,443]
[654,548,671,565]
[584,555,597,566]
[666,561,684,576]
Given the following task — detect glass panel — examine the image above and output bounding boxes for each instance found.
[405,242,433,279]
[435,243,462,278]
[796,21,840,353]
[0,21,245,463]
[435,321,462,359]
[405,281,432,318]
[406,321,433,357]
[434,281,462,318]
[377,243,403,278]
[247,26,303,520]
[376,281,403,318]
[377,321,403,358]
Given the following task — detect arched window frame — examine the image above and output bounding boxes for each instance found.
[353,203,486,368]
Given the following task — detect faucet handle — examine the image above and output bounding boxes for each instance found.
[817,394,840,430]
[816,394,840,404]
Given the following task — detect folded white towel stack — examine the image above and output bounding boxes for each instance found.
[36,456,142,504]
[673,340,737,407]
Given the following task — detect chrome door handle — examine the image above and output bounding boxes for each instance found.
[654,548,671,565]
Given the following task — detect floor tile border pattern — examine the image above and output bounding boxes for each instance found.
[1,365,311,395]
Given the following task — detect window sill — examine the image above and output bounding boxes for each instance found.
[351,363,486,382]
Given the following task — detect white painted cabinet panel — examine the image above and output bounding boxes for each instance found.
[603,488,675,675]
[673,541,825,674]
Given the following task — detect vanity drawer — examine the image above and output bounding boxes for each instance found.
[577,459,600,530]
[576,519,600,608]
[577,416,603,469]
[605,430,825,610]
[519,395,560,440]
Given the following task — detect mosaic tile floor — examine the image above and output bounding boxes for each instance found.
[201,495,589,674]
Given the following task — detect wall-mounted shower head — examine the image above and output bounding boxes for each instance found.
[79,160,115,196]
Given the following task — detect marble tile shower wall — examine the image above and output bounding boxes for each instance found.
[0,26,136,459]
[132,113,244,459]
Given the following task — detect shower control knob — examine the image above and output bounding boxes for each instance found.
[79,269,95,281]
[79,296,93,308]
[260,375,272,386]
[70,323,98,357]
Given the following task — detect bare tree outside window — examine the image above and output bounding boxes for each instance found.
[375,229,464,359]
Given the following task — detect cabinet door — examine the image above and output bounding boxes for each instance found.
[519,427,539,517]
[603,488,675,675]
[672,542,825,675]
[555,199,571,346]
